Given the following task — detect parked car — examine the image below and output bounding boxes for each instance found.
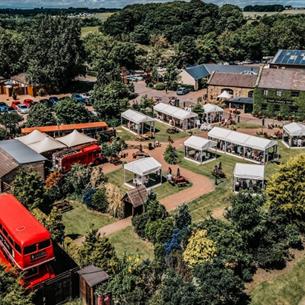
[176,87,191,95]
[16,104,30,114]
[48,96,59,106]
[11,101,21,110]
[23,99,34,108]
[0,102,8,113]
[72,93,86,104]
[7,106,17,114]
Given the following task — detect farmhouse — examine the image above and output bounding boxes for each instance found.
[207,72,258,102]
[254,68,305,120]
[179,64,259,91]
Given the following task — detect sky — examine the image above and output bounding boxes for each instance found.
[0,0,304,9]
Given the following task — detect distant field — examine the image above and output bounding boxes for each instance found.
[244,9,305,18]
[94,12,115,22]
[81,26,100,37]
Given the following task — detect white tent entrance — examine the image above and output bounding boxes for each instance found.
[121,109,155,136]
[124,157,162,189]
[203,103,224,123]
[282,122,305,148]
[233,163,265,193]
[184,136,216,164]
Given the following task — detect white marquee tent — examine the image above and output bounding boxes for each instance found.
[283,122,305,148]
[57,130,96,148]
[29,137,66,154]
[203,103,224,123]
[203,103,224,114]
[16,130,47,145]
[184,136,216,164]
[233,163,265,192]
[208,127,278,163]
[217,90,233,100]
[153,103,198,129]
[124,157,162,189]
[121,109,155,135]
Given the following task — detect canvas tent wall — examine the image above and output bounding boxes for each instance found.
[203,103,224,123]
[283,122,305,148]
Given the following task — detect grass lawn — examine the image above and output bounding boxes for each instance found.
[250,254,305,305]
[81,26,100,37]
[62,199,114,238]
[116,126,137,142]
[154,121,189,143]
[106,168,190,200]
[109,226,154,260]
[236,121,262,129]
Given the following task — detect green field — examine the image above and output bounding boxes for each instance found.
[109,226,154,260]
[81,26,100,37]
[106,168,190,200]
[250,254,305,305]
[94,12,115,22]
[244,9,305,19]
[62,199,114,237]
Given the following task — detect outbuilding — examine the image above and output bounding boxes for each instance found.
[124,157,162,189]
[153,103,198,130]
[0,139,46,192]
[208,127,278,164]
[184,136,216,164]
[121,109,155,136]
[233,163,265,193]
[282,122,305,148]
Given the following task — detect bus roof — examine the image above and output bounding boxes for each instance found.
[0,193,51,247]
[21,122,108,134]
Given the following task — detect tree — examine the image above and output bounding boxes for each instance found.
[174,204,192,230]
[83,187,109,213]
[79,229,118,274]
[23,16,85,89]
[26,103,56,127]
[193,259,249,305]
[65,164,92,195]
[183,229,217,267]
[92,81,131,120]
[145,218,174,244]
[0,112,22,137]
[164,144,178,165]
[149,271,201,305]
[0,266,34,305]
[55,98,92,124]
[12,170,45,210]
[266,154,305,228]
[44,207,65,244]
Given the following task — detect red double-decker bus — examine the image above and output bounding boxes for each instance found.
[0,193,55,288]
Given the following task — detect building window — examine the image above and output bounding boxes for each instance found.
[276,90,282,97]
[289,106,298,113]
[291,91,300,97]
[263,90,268,96]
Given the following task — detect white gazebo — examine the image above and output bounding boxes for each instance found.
[124,157,162,189]
[233,163,265,193]
[217,90,233,100]
[56,130,96,148]
[29,137,67,154]
[121,109,155,136]
[282,122,305,148]
[203,103,224,123]
[184,136,216,164]
[16,130,47,145]
[153,103,198,130]
[208,127,278,164]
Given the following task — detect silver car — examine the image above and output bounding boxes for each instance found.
[16,104,30,114]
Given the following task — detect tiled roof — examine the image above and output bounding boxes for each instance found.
[21,122,108,134]
[272,49,305,66]
[77,265,109,287]
[123,185,148,208]
[208,72,257,88]
[184,64,259,81]
[258,68,305,91]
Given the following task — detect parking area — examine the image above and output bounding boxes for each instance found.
[133,81,207,106]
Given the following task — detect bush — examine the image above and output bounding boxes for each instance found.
[154,82,166,90]
[91,188,109,213]
[164,144,179,164]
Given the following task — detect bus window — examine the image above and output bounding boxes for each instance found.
[24,244,37,254]
[15,243,21,253]
[38,240,51,250]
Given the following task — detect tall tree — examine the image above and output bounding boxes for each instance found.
[26,103,56,127]
[23,16,85,89]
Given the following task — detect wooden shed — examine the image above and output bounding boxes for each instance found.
[122,185,149,217]
[77,265,110,305]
